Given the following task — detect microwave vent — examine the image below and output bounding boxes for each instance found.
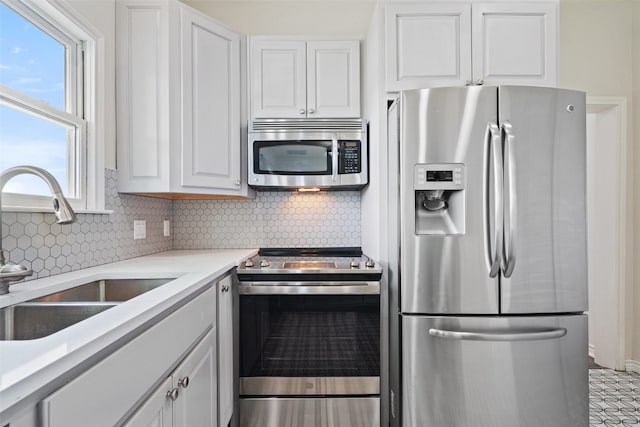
[251,119,365,132]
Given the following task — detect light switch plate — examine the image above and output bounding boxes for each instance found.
[163,220,170,237]
[134,220,146,240]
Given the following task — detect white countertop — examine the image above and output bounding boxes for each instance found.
[0,249,257,418]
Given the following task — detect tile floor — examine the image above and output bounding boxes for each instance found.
[589,369,640,426]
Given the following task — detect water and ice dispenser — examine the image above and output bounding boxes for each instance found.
[414,163,465,235]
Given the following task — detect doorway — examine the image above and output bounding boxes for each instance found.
[586,97,628,370]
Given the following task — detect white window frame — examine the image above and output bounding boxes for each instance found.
[0,0,105,213]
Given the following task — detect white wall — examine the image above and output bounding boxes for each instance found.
[560,0,638,366]
[182,0,375,36]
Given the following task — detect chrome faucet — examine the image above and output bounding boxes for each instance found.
[0,166,77,295]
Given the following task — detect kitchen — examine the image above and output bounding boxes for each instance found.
[0,0,639,426]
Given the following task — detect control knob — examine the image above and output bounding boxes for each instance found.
[260,259,270,268]
[244,257,254,268]
[349,259,360,269]
[365,258,375,268]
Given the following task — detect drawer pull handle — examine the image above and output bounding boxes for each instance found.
[178,376,190,388]
[166,388,179,401]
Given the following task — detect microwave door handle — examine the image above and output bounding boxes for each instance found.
[332,138,339,182]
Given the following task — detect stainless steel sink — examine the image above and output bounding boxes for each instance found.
[31,278,174,303]
[0,278,174,340]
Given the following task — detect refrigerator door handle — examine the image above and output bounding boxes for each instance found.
[428,327,567,342]
[501,121,517,278]
[485,122,503,278]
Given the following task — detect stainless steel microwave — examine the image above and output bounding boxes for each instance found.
[248,119,368,190]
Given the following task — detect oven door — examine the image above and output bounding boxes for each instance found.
[238,285,380,397]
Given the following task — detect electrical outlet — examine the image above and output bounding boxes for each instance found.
[163,220,170,237]
[133,220,146,240]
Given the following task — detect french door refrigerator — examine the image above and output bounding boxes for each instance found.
[387,86,589,427]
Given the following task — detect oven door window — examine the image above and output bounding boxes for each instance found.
[253,140,332,175]
[240,294,380,378]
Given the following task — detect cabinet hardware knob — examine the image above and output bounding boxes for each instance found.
[234,180,241,186]
[298,109,306,115]
[178,376,190,388]
[465,80,472,86]
[166,388,179,401]
[476,79,484,86]
[308,108,315,114]
[222,285,229,292]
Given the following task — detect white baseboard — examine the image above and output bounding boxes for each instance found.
[588,344,595,359]
[625,360,640,373]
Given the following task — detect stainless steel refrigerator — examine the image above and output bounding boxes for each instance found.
[387,86,589,427]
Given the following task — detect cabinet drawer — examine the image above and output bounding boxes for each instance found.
[41,287,215,427]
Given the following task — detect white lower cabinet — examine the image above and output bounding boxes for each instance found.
[123,377,173,426]
[125,329,217,427]
[40,286,217,427]
[217,275,233,427]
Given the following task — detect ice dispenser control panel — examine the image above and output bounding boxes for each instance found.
[415,163,465,190]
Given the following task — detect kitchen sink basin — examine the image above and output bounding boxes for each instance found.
[31,278,174,303]
[0,278,174,341]
[0,302,118,340]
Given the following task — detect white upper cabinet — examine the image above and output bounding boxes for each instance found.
[250,40,307,118]
[180,7,241,191]
[116,0,250,198]
[385,2,558,91]
[472,3,557,87]
[250,39,361,119]
[385,3,472,90]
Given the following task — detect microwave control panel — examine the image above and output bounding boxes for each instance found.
[339,141,361,174]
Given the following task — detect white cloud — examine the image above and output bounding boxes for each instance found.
[11,46,27,54]
[0,137,67,168]
[12,77,42,85]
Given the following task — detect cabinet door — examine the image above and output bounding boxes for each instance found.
[251,40,307,118]
[116,0,171,192]
[217,276,234,426]
[472,3,558,87]
[173,329,217,427]
[306,41,360,118]
[385,4,472,91]
[180,6,241,190]
[122,377,173,427]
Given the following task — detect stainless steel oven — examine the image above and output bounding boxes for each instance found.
[248,119,368,190]
[236,248,382,427]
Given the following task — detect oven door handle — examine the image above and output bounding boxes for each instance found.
[238,281,380,295]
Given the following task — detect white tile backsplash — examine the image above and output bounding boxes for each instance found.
[173,191,360,249]
[1,169,173,280]
[1,171,361,280]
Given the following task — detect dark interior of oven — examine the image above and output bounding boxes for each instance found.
[240,295,380,377]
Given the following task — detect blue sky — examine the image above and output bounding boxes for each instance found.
[0,1,69,196]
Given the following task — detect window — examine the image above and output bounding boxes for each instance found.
[0,0,104,212]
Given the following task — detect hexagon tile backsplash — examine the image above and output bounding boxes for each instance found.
[1,169,361,280]
[1,169,173,281]
[173,191,361,249]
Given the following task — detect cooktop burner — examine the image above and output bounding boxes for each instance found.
[282,261,337,269]
[236,247,382,281]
